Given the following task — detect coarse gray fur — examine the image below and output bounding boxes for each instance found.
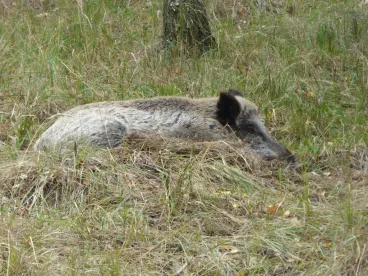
[34,89,297,164]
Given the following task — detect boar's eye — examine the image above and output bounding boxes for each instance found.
[243,124,258,134]
[237,122,264,139]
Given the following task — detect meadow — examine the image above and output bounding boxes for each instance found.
[0,0,367,274]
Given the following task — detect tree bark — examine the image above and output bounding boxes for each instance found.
[163,0,216,53]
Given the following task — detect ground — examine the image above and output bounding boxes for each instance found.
[0,0,367,275]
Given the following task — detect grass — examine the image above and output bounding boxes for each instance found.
[0,0,367,274]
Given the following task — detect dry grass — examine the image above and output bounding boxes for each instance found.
[1,135,367,275]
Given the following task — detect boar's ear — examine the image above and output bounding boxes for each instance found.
[216,92,242,126]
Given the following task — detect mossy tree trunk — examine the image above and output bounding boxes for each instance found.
[163,0,216,53]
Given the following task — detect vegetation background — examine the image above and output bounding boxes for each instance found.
[0,0,367,274]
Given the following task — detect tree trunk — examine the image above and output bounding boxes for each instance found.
[163,0,216,53]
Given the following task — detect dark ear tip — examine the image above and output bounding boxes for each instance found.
[218,91,234,102]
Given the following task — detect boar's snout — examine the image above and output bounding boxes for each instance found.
[238,119,298,166]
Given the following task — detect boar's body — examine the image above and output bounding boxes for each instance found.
[34,90,297,165]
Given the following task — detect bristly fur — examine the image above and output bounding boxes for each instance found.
[34,89,296,164]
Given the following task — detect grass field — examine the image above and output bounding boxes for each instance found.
[0,0,367,275]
